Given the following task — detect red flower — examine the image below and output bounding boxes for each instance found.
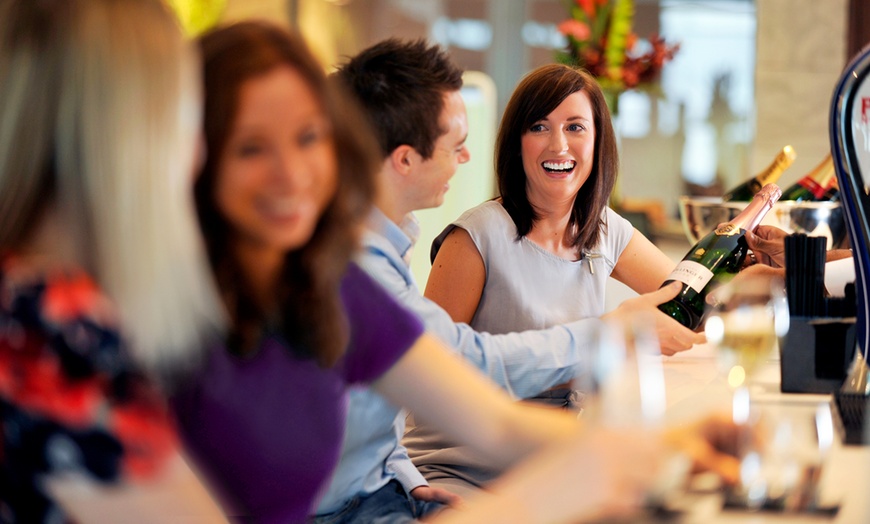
[0,349,14,397]
[577,0,596,19]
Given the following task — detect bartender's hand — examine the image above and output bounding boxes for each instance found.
[605,282,706,357]
[744,225,788,268]
[745,226,851,268]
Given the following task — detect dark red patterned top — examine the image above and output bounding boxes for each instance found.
[0,258,176,523]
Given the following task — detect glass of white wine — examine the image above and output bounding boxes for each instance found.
[704,274,790,508]
[704,274,789,394]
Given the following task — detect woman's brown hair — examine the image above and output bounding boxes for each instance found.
[195,21,378,366]
[496,64,618,254]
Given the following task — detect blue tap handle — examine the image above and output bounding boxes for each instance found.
[830,43,870,359]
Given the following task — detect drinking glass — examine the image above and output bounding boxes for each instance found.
[704,274,789,397]
[725,401,835,512]
[573,314,691,509]
[704,274,803,509]
[574,313,666,428]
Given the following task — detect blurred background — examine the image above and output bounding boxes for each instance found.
[176,0,870,287]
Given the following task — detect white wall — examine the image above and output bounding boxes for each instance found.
[754,0,849,185]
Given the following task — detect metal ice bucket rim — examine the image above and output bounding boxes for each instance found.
[677,196,845,246]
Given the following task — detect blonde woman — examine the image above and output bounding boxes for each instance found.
[0,0,224,521]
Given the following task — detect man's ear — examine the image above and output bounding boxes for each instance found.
[389,145,416,175]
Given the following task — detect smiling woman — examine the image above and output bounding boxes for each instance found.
[214,65,339,297]
[425,64,703,352]
[415,64,706,495]
[521,89,596,254]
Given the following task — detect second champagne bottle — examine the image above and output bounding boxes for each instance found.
[721,145,795,202]
[659,184,783,330]
[779,154,838,202]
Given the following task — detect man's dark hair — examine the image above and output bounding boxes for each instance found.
[334,38,463,159]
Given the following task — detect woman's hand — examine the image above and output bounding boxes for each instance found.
[605,282,706,356]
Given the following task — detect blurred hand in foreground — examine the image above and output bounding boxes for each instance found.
[664,413,744,486]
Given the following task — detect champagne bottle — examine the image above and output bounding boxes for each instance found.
[659,184,783,330]
[779,154,839,202]
[721,145,795,201]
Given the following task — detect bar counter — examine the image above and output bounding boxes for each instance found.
[658,343,870,523]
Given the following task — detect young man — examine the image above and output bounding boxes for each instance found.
[313,39,702,522]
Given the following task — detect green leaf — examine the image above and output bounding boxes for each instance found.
[605,0,634,70]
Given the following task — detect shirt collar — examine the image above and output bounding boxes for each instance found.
[368,208,416,262]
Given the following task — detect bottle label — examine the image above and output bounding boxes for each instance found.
[715,223,740,236]
[798,179,826,199]
[666,260,714,293]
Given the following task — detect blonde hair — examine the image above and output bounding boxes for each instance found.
[0,0,224,377]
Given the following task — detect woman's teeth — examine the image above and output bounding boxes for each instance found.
[542,160,576,173]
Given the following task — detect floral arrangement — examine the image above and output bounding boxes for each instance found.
[556,0,679,112]
[167,0,227,37]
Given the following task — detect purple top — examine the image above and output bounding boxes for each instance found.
[171,264,423,523]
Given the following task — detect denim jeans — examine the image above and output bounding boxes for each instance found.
[311,480,444,524]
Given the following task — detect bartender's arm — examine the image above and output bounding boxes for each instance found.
[744,225,854,295]
[745,225,852,267]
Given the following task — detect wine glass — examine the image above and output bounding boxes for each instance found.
[704,274,791,507]
[704,274,789,396]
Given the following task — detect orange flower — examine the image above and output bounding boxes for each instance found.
[626,33,637,51]
[558,18,591,41]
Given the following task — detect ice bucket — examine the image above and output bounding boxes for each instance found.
[678,196,848,250]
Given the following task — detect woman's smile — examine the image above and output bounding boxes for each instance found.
[541,159,577,177]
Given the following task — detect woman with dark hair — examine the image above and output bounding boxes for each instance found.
[425,64,703,355]
[172,21,737,524]
[193,22,374,366]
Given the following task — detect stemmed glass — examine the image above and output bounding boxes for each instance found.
[705,275,838,513]
[704,274,789,400]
